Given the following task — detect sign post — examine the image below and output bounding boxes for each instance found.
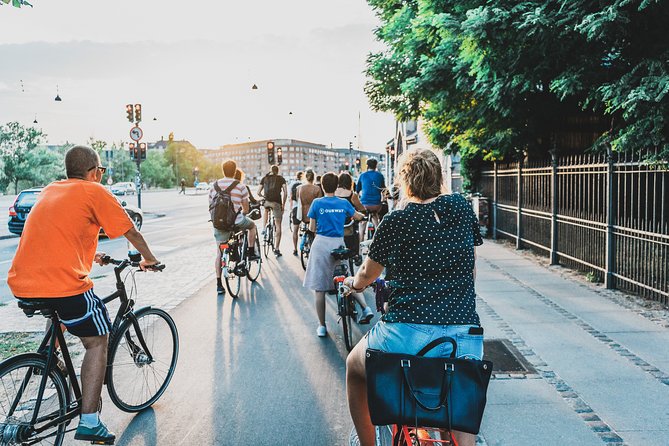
[126,104,144,208]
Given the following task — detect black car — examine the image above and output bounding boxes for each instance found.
[8,188,143,236]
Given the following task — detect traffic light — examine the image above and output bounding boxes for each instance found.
[129,142,136,160]
[134,104,142,123]
[276,147,283,165]
[345,161,350,170]
[139,142,147,160]
[349,141,353,150]
[267,141,275,165]
[126,104,134,122]
[355,158,361,171]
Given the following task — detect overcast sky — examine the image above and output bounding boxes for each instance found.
[0,0,395,152]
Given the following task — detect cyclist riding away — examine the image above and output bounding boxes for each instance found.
[355,158,386,242]
[335,172,366,264]
[258,165,287,257]
[344,149,484,446]
[212,159,259,295]
[290,171,304,256]
[302,172,373,337]
[7,145,161,445]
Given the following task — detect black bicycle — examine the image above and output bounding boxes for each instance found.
[220,210,263,298]
[330,245,360,352]
[298,222,314,271]
[0,255,178,446]
[261,202,276,259]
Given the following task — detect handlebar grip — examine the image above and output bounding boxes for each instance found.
[144,263,165,272]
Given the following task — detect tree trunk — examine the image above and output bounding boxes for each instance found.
[14,179,18,195]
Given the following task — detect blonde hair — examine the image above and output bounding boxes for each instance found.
[396,149,443,200]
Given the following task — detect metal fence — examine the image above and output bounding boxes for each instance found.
[478,151,669,304]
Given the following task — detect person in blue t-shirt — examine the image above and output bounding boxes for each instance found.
[355,158,386,241]
[302,172,373,337]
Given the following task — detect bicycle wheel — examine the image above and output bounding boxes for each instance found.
[247,237,262,282]
[0,353,68,446]
[262,223,272,259]
[107,308,179,412]
[342,294,355,352]
[300,247,308,270]
[225,245,243,298]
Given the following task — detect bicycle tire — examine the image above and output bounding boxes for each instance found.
[107,308,179,412]
[225,244,243,298]
[263,222,273,259]
[247,237,262,282]
[300,247,308,270]
[0,353,68,446]
[343,293,355,352]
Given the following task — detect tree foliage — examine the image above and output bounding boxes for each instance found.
[0,122,60,194]
[365,0,669,187]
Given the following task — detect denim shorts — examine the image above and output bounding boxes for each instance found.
[213,215,255,243]
[366,321,484,360]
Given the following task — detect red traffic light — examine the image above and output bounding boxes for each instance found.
[126,104,134,122]
[134,104,142,123]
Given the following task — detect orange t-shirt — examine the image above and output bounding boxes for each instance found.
[8,179,134,298]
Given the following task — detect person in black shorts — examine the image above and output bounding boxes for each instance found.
[258,165,287,257]
[290,171,304,256]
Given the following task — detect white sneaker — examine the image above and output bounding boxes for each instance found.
[316,325,327,337]
[358,306,374,324]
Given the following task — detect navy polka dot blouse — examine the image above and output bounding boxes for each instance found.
[368,194,483,325]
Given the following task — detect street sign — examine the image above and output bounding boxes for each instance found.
[107,177,113,185]
[130,126,143,142]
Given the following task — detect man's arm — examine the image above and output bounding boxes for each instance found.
[123,227,159,269]
[257,183,265,198]
[241,198,250,214]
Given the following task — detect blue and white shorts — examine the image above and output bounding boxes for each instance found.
[48,289,112,337]
[366,321,484,360]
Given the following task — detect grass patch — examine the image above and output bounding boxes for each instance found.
[0,332,42,361]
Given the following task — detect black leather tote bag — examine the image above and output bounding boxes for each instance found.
[365,336,492,434]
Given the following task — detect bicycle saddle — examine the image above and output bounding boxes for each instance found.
[17,299,56,318]
[330,247,353,260]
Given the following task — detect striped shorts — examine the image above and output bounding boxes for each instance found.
[48,289,112,337]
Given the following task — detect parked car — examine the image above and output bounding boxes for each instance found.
[195,181,211,193]
[8,188,143,236]
[110,182,136,196]
[8,188,41,236]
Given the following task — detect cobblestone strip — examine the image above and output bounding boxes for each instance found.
[476,295,626,445]
[484,259,669,388]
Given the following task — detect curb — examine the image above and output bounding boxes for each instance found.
[0,234,18,241]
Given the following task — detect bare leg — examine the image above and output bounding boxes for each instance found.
[358,221,366,243]
[352,292,367,308]
[275,217,283,249]
[292,223,299,252]
[315,291,326,326]
[248,225,257,247]
[347,340,375,446]
[215,246,222,279]
[453,431,475,446]
[79,335,108,414]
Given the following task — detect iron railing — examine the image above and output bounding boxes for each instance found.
[477,150,669,304]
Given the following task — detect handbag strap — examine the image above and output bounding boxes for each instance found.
[401,360,453,412]
[416,336,457,358]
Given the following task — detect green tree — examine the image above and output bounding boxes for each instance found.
[164,140,216,186]
[365,0,669,188]
[0,122,60,194]
[141,151,175,188]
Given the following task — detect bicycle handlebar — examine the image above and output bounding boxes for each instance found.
[100,255,165,272]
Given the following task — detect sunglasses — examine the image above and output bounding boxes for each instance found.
[88,165,107,174]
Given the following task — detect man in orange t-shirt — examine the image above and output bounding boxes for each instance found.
[8,145,160,444]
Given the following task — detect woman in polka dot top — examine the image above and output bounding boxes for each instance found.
[344,149,484,446]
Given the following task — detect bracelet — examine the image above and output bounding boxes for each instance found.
[350,281,366,292]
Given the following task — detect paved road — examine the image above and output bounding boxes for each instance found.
[0,188,209,304]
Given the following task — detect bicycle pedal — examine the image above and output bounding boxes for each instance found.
[90,441,114,445]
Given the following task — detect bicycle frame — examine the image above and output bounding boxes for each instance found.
[8,260,156,441]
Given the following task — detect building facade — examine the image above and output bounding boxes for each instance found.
[201,139,385,184]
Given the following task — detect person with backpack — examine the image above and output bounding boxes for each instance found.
[210,159,259,295]
[258,165,287,257]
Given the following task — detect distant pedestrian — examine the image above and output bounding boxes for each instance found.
[258,165,287,257]
[179,178,186,195]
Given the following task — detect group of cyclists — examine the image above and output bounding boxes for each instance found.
[6,145,485,446]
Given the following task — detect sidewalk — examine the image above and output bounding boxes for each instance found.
[475,241,669,446]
